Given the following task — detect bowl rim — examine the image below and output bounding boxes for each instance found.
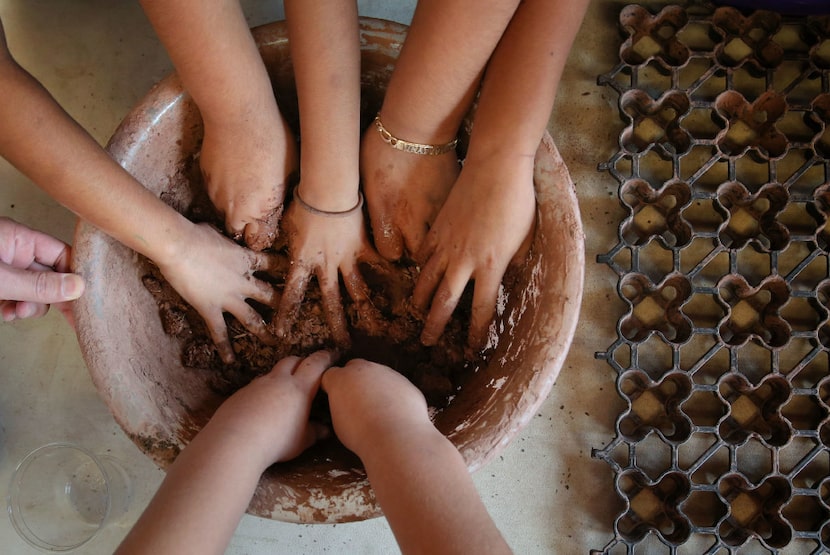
[72,16,585,523]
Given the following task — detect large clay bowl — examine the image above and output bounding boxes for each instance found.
[73,18,584,523]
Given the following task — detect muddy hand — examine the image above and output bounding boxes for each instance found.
[200,112,299,252]
[360,121,459,261]
[322,358,429,455]
[274,194,385,347]
[158,222,280,364]
[211,350,336,465]
[412,156,536,353]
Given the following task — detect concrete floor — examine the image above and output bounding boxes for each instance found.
[0,1,632,553]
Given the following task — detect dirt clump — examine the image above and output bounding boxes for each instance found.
[141,187,478,413]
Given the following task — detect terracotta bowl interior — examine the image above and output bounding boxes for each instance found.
[73,18,585,523]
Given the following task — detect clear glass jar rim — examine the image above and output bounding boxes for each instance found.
[6,442,111,552]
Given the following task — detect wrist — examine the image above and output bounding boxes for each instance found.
[129,211,194,270]
[201,411,278,473]
[349,418,440,462]
[465,111,547,163]
[377,107,462,148]
[295,175,360,213]
[372,115,459,156]
[464,128,541,169]
[198,81,280,131]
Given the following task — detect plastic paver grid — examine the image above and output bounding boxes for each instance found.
[592,4,830,554]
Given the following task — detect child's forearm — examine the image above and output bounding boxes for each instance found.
[117,353,331,555]
[285,0,360,210]
[0,51,189,268]
[115,425,265,555]
[359,427,513,555]
[379,0,520,145]
[139,0,276,127]
[465,0,590,162]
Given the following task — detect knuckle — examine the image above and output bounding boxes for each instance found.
[34,272,57,301]
[434,287,456,308]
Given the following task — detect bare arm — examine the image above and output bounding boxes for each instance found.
[379,0,520,144]
[0,20,279,362]
[276,2,384,348]
[139,0,298,249]
[465,0,591,160]
[360,0,520,261]
[116,352,333,555]
[284,0,360,209]
[323,360,512,555]
[412,0,591,351]
[0,23,189,265]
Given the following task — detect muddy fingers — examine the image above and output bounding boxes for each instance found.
[468,271,503,354]
[251,251,291,282]
[203,309,235,364]
[243,208,281,252]
[317,267,351,349]
[246,274,280,309]
[412,254,443,312]
[371,212,405,262]
[342,264,384,334]
[231,299,277,346]
[274,264,312,338]
[418,265,471,347]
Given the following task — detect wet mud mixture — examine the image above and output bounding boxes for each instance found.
[142,180,481,414]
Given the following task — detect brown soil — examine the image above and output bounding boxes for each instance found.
[141,182,479,415]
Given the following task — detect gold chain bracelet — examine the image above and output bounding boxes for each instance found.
[373,115,458,156]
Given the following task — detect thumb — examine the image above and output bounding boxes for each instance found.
[295,350,338,383]
[243,210,280,252]
[0,263,85,304]
[371,214,403,262]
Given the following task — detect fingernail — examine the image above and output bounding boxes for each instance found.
[420,331,437,347]
[18,302,37,318]
[61,274,85,300]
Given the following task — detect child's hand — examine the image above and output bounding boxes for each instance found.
[360,124,460,261]
[156,222,282,364]
[115,351,335,555]
[412,154,536,353]
[322,359,432,458]
[323,359,514,555]
[200,111,298,252]
[206,350,335,469]
[273,191,385,348]
[0,216,85,326]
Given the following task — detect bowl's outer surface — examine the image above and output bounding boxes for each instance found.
[73,18,585,523]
